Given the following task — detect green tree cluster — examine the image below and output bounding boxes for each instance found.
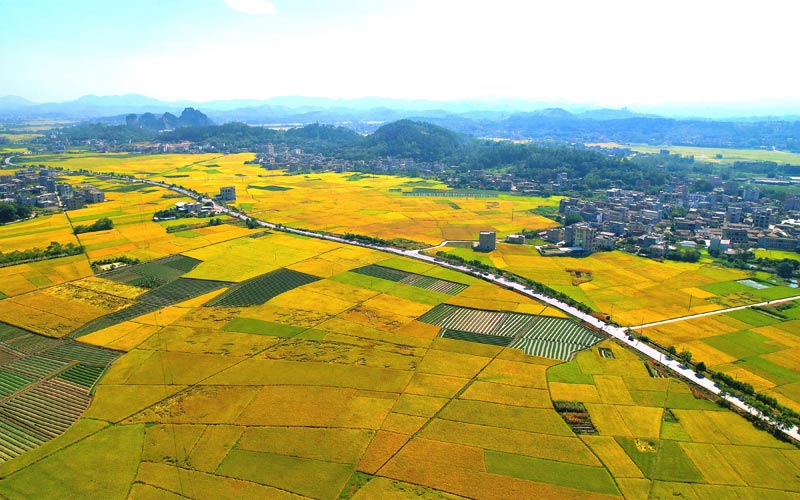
[74,217,114,234]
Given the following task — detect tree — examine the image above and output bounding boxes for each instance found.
[0,203,16,223]
[776,261,794,279]
[565,212,583,226]
[695,361,707,372]
[74,217,114,234]
[0,201,32,223]
[667,345,678,356]
[678,349,693,365]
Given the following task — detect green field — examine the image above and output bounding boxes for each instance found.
[613,143,800,165]
[222,317,306,337]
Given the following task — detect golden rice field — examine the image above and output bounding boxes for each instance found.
[0,225,798,499]
[0,211,79,255]
[438,243,800,326]
[17,152,560,245]
[0,172,251,298]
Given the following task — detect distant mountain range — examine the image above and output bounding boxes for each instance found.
[3,93,800,124]
[5,94,800,151]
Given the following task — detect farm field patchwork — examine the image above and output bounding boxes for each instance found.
[1,154,799,498]
[435,243,798,326]
[18,153,561,245]
[0,239,799,498]
[645,301,800,411]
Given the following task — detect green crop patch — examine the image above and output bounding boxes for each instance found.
[0,323,29,343]
[735,356,800,386]
[547,360,595,385]
[616,437,657,478]
[0,370,34,398]
[724,308,782,327]
[703,330,786,359]
[223,317,306,337]
[205,268,320,307]
[216,449,356,499]
[653,440,705,482]
[484,450,619,495]
[56,364,106,388]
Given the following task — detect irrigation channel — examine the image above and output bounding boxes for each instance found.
[13,162,800,444]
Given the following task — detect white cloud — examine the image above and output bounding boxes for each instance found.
[224,0,275,15]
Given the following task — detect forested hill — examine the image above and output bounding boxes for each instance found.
[362,120,465,161]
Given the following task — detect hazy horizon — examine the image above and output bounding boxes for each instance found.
[2,0,799,114]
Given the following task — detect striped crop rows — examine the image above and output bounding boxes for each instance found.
[0,418,47,461]
[44,342,121,365]
[419,304,603,361]
[0,322,121,462]
[352,265,468,296]
[509,338,584,361]
[0,370,33,398]
[69,278,231,338]
[0,380,90,440]
[205,268,320,307]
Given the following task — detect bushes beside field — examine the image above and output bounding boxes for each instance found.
[0,241,84,267]
[73,217,113,234]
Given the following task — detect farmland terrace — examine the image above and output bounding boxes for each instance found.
[0,165,799,499]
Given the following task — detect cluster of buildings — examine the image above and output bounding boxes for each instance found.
[255,144,452,177]
[445,170,572,195]
[543,183,800,257]
[0,168,104,210]
[152,200,220,221]
[256,144,356,172]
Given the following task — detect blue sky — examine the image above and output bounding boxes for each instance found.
[2,0,799,108]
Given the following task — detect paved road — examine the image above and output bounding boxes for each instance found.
[6,163,798,443]
[639,296,800,329]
